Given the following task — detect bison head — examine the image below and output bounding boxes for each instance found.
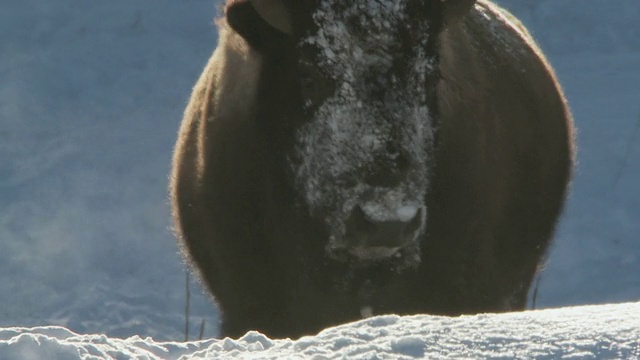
[226,0,475,266]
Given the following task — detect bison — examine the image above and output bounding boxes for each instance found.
[170,0,574,339]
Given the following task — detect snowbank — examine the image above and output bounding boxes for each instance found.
[2,302,639,359]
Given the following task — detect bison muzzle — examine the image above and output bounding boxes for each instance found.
[170,0,574,339]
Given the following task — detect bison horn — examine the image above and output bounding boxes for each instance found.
[442,0,477,25]
[250,0,293,35]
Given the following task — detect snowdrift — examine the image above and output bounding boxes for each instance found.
[2,302,638,359]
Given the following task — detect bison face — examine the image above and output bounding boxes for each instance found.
[292,1,436,266]
[227,0,475,266]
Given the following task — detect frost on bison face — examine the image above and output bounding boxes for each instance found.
[291,0,437,265]
[171,0,574,338]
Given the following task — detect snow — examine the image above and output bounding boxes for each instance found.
[1,0,639,357]
[394,205,420,222]
[2,302,639,359]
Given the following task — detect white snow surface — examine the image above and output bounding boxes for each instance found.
[1,0,640,355]
[2,302,639,359]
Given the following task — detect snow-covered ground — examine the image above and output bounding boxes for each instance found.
[2,302,639,359]
[1,0,639,357]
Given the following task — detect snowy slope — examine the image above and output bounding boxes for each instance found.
[1,0,639,343]
[0,0,220,340]
[2,302,639,359]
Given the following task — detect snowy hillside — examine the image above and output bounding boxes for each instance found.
[1,0,639,346]
[0,0,219,340]
[2,302,639,359]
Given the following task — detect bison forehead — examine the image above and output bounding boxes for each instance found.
[290,0,436,239]
[304,0,433,77]
[307,0,407,64]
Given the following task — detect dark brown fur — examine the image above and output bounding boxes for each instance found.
[170,0,574,339]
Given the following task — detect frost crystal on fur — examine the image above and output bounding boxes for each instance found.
[291,0,436,248]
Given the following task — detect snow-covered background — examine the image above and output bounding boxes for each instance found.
[1,0,639,351]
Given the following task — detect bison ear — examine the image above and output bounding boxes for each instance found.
[442,0,476,26]
[226,0,290,50]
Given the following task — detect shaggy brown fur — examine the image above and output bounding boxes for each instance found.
[170,0,574,339]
